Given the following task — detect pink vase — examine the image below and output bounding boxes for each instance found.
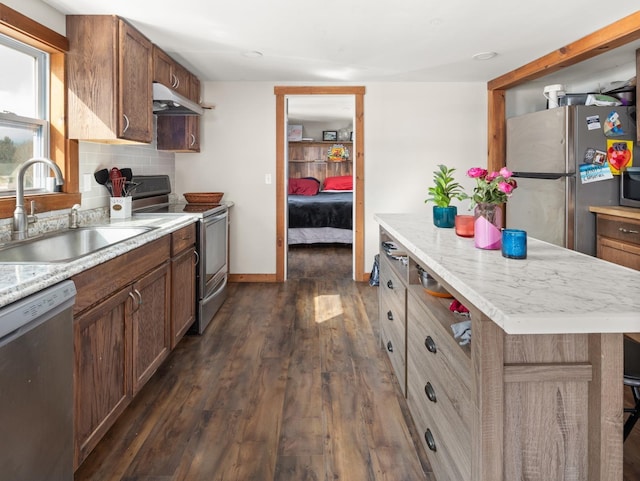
[474,203,503,249]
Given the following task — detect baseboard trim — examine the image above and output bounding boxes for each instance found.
[228,273,371,283]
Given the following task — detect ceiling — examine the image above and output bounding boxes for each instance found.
[42,1,639,121]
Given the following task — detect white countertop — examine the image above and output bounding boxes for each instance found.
[375,213,640,335]
[0,215,197,309]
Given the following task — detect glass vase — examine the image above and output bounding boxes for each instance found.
[433,206,457,228]
[474,203,503,249]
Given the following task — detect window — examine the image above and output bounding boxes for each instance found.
[0,33,49,194]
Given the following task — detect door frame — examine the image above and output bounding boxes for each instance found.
[274,86,366,282]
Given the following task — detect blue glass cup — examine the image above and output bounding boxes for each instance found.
[501,229,527,259]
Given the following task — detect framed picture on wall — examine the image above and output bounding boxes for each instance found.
[287,124,303,141]
[323,130,337,141]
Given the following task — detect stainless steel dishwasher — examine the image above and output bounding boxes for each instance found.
[0,280,76,481]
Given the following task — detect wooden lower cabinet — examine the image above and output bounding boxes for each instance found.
[170,224,197,348]
[72,236,172,469]
[73,287,131,469]
[596,213,640,270]
[131,262,171,395]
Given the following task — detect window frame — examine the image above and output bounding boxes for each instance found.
[0,4,80,219]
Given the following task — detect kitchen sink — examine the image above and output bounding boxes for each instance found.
[0,226,156,264]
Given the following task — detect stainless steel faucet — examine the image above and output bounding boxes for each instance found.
[13,157,65,240]
[69,204,81,229]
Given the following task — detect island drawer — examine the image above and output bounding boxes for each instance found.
[380,253,406,309]
[380,292,406,396]
[407,380,471,481]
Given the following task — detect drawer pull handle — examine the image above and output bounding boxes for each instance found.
[387,280,394,289]
[425,382,437,403]
[425,336,437,354]
[387,310,394,321]
[425,429,437,452]
[387,340,393,353]
[619,227,640,234]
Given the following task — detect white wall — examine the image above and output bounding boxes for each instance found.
[3,0,65,34]
[176,81,487,275]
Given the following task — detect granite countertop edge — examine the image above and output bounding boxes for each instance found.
[375,212,640,335]
[0,214,198,309]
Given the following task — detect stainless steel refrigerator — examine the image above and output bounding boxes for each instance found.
[506,105,637,256]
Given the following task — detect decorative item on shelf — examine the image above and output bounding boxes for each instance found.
[337,128,350,141]
[327,144,349,162]
[322,130,338,141]
[287,124,303,141]
[467,166,518,249]
[424,164,466,228]
[417,265,452,298]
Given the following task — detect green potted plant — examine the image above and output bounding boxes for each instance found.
[425,164,466,228]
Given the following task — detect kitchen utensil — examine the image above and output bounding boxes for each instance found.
[94,169,109,185]
[111,177,125,197]
[110,167,122,181]
[120,168,133,181]
[94,168,113,195]
[183,192,224,204]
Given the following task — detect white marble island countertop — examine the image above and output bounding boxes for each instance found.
[375,213,640,335]
[0,214,197,309]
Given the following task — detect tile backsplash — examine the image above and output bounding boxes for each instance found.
[0,120,176,241]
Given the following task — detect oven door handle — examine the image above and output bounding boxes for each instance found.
[205,211,228,224]
[203,276,228,302]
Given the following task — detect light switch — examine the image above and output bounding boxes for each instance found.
[265,174,272,184]
[83,173,93,192]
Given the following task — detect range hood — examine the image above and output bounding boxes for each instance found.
[152,83,203,116]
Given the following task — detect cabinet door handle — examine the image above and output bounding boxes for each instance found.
[425,429,437,452]
[425,336,437,353]
[387,280,394,290]
[386,340,393,353]
[619,227,639,234]
[122,114,130,134]
[171,73,178,89]
[193,250,200,266]
[425,382,437,403]
[128,291,138,311]
[133,288,143,306]
[387,310,394,321]
[190,134,196,147]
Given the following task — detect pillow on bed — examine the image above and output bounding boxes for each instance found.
[288,177,320,195]
[323,175,353,191]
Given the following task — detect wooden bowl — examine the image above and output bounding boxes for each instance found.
[183,192,224,204]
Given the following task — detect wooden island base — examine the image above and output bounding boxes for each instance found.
[375,216,633,481]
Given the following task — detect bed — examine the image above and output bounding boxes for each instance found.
[287,176,353,245]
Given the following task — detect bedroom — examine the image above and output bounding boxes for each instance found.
[286,95,356,279]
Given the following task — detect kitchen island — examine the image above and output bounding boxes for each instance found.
[375,213,640,481]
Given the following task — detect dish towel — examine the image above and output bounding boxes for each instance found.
[451,320,471,346]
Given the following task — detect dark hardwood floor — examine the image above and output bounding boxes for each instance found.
[74,245,433,481]
[73,244,640,480]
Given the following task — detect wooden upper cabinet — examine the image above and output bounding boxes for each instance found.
[189,74,201,104]
[66,16,153,143]
[152,45,192,99]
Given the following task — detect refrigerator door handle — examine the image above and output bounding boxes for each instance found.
[511,172,574,180]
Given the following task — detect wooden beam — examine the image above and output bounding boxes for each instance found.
[0,3,68,52]
[489,10,640,91]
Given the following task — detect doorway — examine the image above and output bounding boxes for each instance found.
[274,86,366,282]
[286,95,355,280]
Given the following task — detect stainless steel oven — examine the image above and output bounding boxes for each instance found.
[197,208,228,333]
[131,175,229,334]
